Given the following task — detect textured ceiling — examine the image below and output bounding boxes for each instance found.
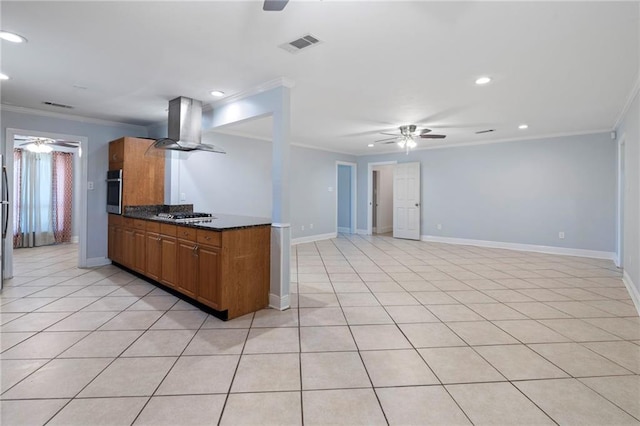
[1,1,638,154]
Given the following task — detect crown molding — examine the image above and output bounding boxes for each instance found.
[208,77,296,109]
[613,74,640,130]
[0,104,148,130]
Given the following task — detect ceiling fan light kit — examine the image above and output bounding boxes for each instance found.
[374,124,447,153]
[25,143,53,153]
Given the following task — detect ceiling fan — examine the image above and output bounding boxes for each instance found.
[15,136,80,153]
[263,0,288,11]
[375,125,446,153]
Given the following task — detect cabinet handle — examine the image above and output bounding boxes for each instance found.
[156,237,161,242]
[112,154,118,161]
[192,245,199,256]
[204,236,211,241]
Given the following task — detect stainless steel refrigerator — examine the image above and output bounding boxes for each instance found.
[1,155,9,290]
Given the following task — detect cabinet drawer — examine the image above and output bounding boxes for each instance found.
[197,229,221,247]
[122,217,134,228]
[177,226,196,242]
[133,219,146,230]
[160,223,177,237]
[146,221,160,233]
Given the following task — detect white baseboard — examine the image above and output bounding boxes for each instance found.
[421,235,616,261]
[84,257,112,268]
[614,254,621,268]
[622,270,640,316]
[71,236,79,243]
[291,232,337,245]
[337,227,351,234]
[356,229,369,235]
[269,293,291,311]
[377,226,392,234]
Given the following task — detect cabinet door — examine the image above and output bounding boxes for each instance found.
[122,227,135,268]
[108,224,116,261]
[197,245,221,309]
[176,239,198,299]
[109,138,124,170]
[160,236,177,289]
[146,232,162,281]
[132,229,146,274]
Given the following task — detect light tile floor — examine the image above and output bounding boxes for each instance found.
[1,236,639,425]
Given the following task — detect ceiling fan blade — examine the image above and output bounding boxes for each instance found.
[375,137,399,143]
[379,140,398,145]
[379,132,399,136]
[50,142,80,148]
[420,134,446,139]
[263,0,288,11]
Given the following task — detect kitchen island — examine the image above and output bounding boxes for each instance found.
[108,205,271,320]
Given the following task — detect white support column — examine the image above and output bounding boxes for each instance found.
[269,87,292,310]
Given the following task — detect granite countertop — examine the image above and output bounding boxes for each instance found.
[122,205,271,231]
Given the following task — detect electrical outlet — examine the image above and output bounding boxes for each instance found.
[87,181,94,190]
[301,225,305,231]
[310,224,314,229]
[559,231,565,239]
[180,193,186,202]
[328,187,334,192]
[437,224,442,230]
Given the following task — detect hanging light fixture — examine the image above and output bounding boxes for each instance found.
[24,141,53,153]
[25,143,53,153]
[398,130,418,155]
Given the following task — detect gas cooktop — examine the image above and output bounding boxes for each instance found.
[155,212,215,223]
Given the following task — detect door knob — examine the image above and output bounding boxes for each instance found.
[415,203,419,207]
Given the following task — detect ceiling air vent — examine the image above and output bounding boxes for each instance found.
[43,101,73,109]
[475,129,495,134]
[279,34,322,54]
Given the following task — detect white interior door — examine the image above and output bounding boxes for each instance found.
[393,162,421,240]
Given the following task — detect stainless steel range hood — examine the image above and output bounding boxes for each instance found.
[152,97,225,153]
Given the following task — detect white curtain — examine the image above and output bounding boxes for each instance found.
[17,151,55,247]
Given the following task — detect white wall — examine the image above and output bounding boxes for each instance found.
[148,128,357,240]
[357,132,617,253]
[373,164,393,234]
[167,132,273,218]
[616,89,639,298]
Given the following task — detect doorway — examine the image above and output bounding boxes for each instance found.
[336,161,357,234]
[5,128,88,279]
[367,161,396,235]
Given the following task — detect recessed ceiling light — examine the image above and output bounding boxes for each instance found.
[518,124,529,129]
[475,76,492,85]
[0,31,27,43]
[0,73,9,80]
[210,90,225,97]
[367,144,374,147]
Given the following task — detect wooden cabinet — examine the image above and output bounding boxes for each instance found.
[122,225,135,269]
[108,216,270,320]
[108,138,124,170]
[133,229,146,274]
[197,244,221,309]
[160,236,177,289]
[108,137,165,208]
[108,214,124,264]
[177,238,199,299]
[145,231,162,281]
